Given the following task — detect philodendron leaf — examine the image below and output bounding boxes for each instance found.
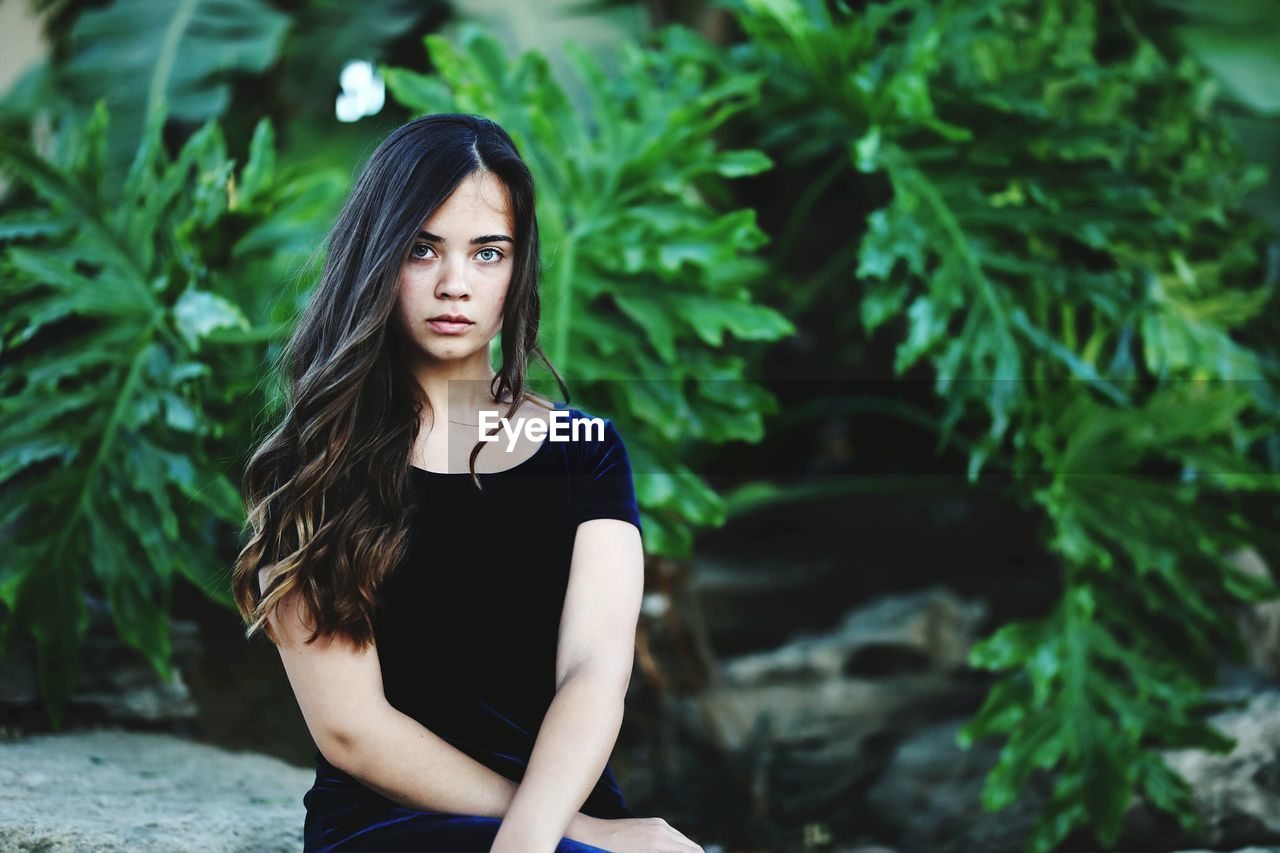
[174,288,251,351]
[385,22,791,557]
[58,0,291,182]
[0,97,305,728]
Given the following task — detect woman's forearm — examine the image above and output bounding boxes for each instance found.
[330,703,601,842]
[490,666,627,852]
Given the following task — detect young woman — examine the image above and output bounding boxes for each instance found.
[231,114,702,852]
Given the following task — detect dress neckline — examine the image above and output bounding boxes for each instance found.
[409,402,567,477]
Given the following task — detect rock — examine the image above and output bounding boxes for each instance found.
[689,486,1051,659]
[864,717,1048,853]
[1,594,202,728]
[0,728,310,851]
[674,587,989,819]
[1171,848,1280,852]
[866,688,1280,853]
[690,551,853,654]
[0,652,37,705]
[1230,548,1280,679]
[1124,688,1280,849]
[719,585,987,687]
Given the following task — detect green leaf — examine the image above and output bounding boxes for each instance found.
[676,294,795,346]
[705,148,774,178]
[59,0,291,181]
[173,288,251,350]
[0,95,301,731]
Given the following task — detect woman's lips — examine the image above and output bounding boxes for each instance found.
[427,319,473,335]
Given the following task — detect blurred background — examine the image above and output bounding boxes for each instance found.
[2,0,1279,851]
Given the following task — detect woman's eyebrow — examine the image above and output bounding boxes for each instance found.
[417,230,513,245]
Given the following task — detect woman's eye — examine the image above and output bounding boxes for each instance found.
[410,244,503,263]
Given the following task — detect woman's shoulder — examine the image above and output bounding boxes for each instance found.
[512,397,629,468]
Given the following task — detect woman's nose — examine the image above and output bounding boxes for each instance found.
[435,264,471,299]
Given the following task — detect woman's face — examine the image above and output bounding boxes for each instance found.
[394,170,515,367]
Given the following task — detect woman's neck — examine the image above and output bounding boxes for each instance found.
[415,363,504,426]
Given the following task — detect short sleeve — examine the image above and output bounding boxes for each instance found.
[572,415,643,535]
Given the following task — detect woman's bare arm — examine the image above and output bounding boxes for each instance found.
[490,517,645,851]
[259,568,602,839]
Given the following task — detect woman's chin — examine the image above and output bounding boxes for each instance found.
[419,342,486,364]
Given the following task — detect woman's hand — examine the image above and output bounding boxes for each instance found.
[569,814,705,852]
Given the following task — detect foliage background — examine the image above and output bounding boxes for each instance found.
[1,0,1278,850]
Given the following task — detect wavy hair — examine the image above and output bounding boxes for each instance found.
[231,114,567,647]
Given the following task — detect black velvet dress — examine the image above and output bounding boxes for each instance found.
[301,403,644,851]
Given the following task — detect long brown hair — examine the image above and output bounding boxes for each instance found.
[231,114,567,647]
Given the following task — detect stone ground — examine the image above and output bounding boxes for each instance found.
[0,727,312,852]
[3,725,1280,852]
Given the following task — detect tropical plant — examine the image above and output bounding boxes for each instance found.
[0,99,339,727]
[1148,0,1280,229]
[381,22,795,556]
[4,0,438,188]
[716,0,1280,848]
